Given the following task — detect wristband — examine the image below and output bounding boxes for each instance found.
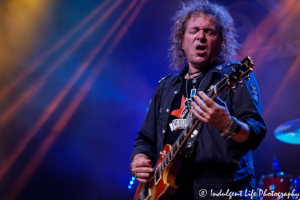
[220,116,237,137]
[220,117,240,139]
[129,162,133,175]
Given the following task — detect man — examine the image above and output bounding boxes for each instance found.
[130,0,266,199]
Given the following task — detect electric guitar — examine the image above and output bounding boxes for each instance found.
[134,57,254,200]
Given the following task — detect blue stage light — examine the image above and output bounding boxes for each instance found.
[128,176,136,189]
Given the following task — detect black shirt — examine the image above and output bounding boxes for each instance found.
[165,74,204,146]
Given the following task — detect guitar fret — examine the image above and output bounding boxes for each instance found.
[155,165,160,182]
[168,151,172,161]
[169,149,173,159]
[181,134,184,142]
[172,148,176,157]
[165,154,169,164]
[175,140,179,149]
[164,160,168,170]
[158,164,161,175]
[173,142,177,150]
[186,125,190,132]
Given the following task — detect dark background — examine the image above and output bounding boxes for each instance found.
[0,0,299,199]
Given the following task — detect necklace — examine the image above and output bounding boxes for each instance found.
[185,72,205,124]
[187,72,203,98]
[191,73,202,84]
[189,70,201,75]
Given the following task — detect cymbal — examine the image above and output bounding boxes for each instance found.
[274,118,300,144]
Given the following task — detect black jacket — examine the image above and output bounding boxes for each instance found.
[131,64,267,199]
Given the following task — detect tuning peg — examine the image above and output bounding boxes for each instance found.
[246,75,251,81]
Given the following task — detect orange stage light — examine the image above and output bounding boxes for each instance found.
[263,55,300,119]
[239,0,300,74]
[0,0,123,129]
[3,0,148,199]
[0,0,138,183]
[0,0,112,102]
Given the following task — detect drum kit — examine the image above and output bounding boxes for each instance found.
[258,118,300,200]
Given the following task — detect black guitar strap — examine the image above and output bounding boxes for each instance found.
[181,122,203,160]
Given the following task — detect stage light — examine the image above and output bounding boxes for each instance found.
[128,176,136,189]
[0,0,124,130]
[4,0,148,197]
[0,0,112,103]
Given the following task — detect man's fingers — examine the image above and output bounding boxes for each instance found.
[199,91,215,108]
[136,178,148,183]
[134,159,152,168]
[132,166,154,184]
[193,96,209,113]
[135,172,151,179]
[133,167,154,173]
[191,108,208,123]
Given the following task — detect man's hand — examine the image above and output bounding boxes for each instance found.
[131,153,154,183]
[191,91,232,131]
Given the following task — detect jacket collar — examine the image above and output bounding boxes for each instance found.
[172,64,223,90]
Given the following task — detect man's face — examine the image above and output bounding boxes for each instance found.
[182,13,221,70]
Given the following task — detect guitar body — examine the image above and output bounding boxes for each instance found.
[134,145,181,200]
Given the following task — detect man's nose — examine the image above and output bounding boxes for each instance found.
[197,30,206,42]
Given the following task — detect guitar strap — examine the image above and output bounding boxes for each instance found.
[181,122,202,160]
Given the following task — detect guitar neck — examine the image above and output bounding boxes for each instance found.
[158,88,217,173]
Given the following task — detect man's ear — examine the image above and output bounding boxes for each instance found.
[181,36,185,50]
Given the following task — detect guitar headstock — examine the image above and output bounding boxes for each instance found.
[216,56,254,93]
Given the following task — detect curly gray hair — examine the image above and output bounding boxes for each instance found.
[169,0,239,70]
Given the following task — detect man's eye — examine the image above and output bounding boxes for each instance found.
[206,30,216,35]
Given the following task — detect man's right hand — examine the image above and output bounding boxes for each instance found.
[131,153,154,183]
